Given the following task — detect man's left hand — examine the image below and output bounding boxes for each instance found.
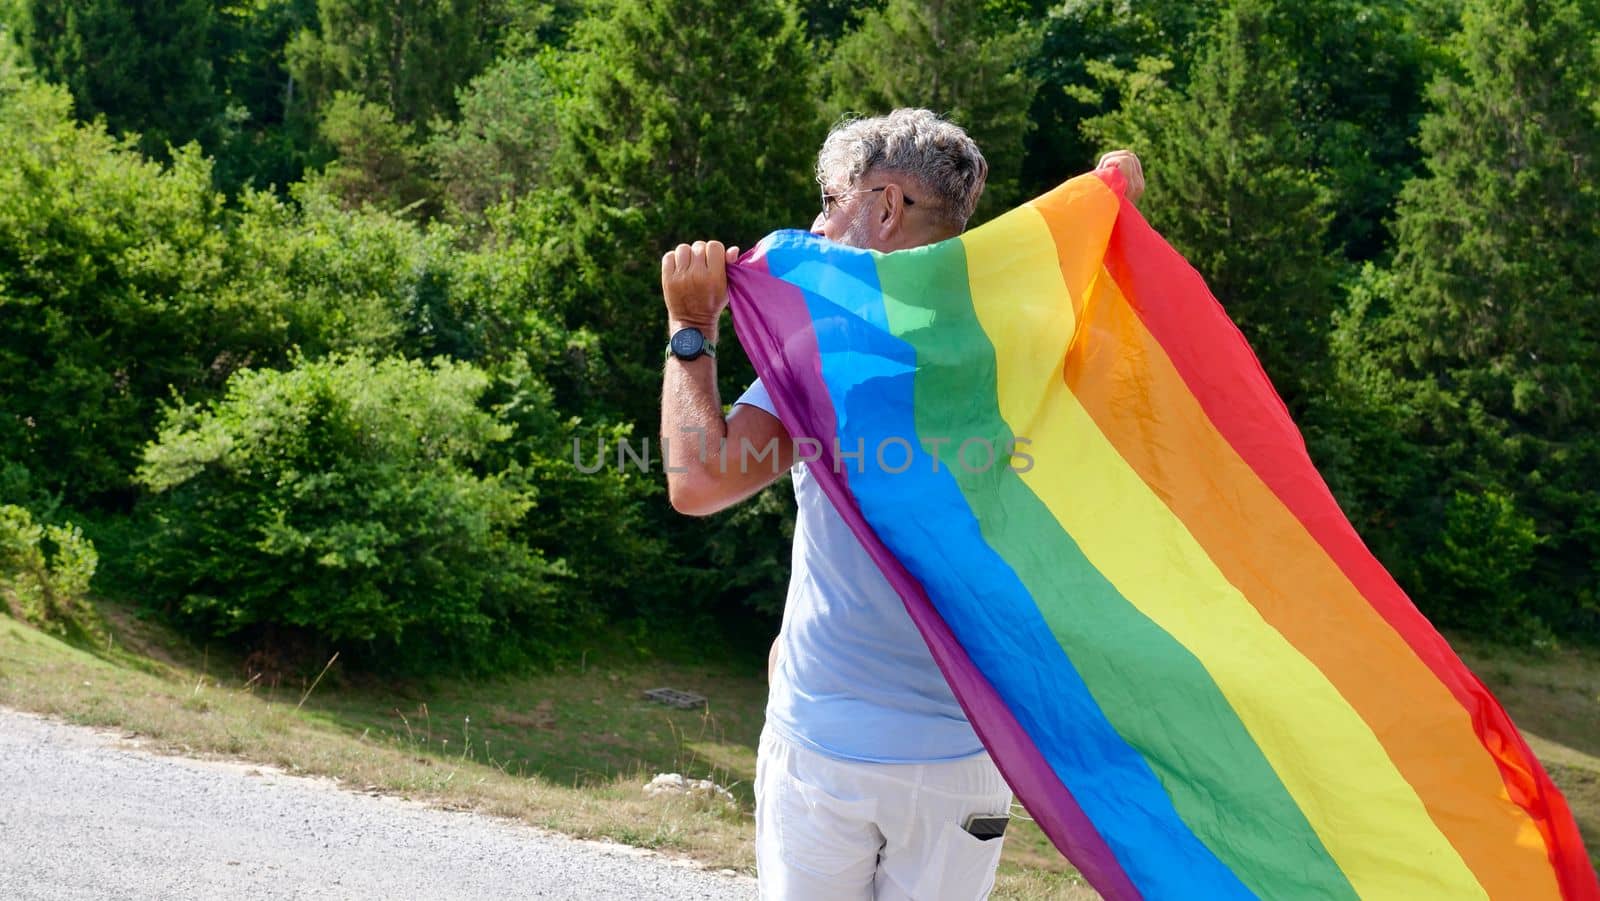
[1096,150,1145,205]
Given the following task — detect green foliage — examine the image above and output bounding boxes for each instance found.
[1332,0,1600,639]
[1270,1,1437,262]
[135,355,562,673]
[1386,0,1600,419]
[426,54,558,221]
[225,177,573,368]
[223,184,426,359]
[0,0,29,40]
[208,0,323,193]
[537,0,817,416]
[1022,0,1218,198]
[797,0,880,44]
[1422,490,1543,637]
[25,0,222,157]
[514,0,822,624]
[513,414,672,620]
[553,0,817,257]
[1048,0,1434,258]
[1311,264,1432,567]
[4,0,1600,658]
[0,61,240,501]
[1084,0,1340,409]
[822,0,1042,214]
[315,91,437,215]
[0,47,558,507]
[285,0,512,127]
[0,503,98,634]
[20,0,324,194]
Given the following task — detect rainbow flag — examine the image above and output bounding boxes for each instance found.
[724,170,1597,899]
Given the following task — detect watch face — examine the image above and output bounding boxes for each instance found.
[671,328,704,358]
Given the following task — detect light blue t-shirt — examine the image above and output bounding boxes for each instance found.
[736,379,984,763]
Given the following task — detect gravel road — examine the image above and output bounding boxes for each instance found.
[0,707,757,900]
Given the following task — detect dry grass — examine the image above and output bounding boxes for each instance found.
[0,604,1089,893]
[0,610,755,868]
[3,606,1596,896]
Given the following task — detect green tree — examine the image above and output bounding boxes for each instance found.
[208,0,322,193]
[223,181,443,358]
[1021,0,1218,199]
[0,0,30,40]
[502,0,819,628]
[314,90,437,214]
[22,0,325,193]
[426,53,558,221]
[284,0,512,127]
[25,0,223,156]
[136,355,562,674]
[0,503,98,635]
[1084,0,1340,411]
[1041,1,1437,260]
[796,0,879,44]
[0,57,238,502]
[1272,0,1437,262]
[541,0,817,399]
[0,45,548,502]
[1333,0,1600,637]
[822,0,1042,214]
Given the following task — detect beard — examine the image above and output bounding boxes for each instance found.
[839,207,877,249]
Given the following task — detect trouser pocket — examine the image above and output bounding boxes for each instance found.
[776,774,881,877]
[912,818,1006,900]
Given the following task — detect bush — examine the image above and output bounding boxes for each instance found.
[0,504,98,634]
[1421,490,1543,639]
[0,58,237,501]
[135,354,562,674]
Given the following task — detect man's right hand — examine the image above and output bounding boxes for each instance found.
[661,240,739,338]
[659,237,794,517]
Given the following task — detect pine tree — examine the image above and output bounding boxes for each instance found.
[1339,0,1600,635]
[1273,0,1436,262]
[207,0,323,193]
[316,91,436,214]
[555,0,817,246]
[284,0,508,127]
[426,55,558,221]
[822,0,1042,215]
[507,0,820,622]
[1020,0,1218,200]
[26,0,223,156]
[540,0,818,396]
[1084,0,1340,411]
[1042,0,1435,262]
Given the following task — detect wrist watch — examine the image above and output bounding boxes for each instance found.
[667,326,716,361]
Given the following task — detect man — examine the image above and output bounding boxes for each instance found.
[660,109,1143,900]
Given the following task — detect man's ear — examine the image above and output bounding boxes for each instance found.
[876,184,908,241]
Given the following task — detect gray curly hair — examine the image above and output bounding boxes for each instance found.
[816,108,989,232]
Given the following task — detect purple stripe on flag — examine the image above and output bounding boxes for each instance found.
[727,256,1138,901]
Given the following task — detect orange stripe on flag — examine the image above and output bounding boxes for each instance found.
[1063,268,1560,900]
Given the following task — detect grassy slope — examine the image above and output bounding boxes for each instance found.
[1,604,1593,898]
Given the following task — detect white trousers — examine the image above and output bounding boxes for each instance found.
[754,726,1013,901]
